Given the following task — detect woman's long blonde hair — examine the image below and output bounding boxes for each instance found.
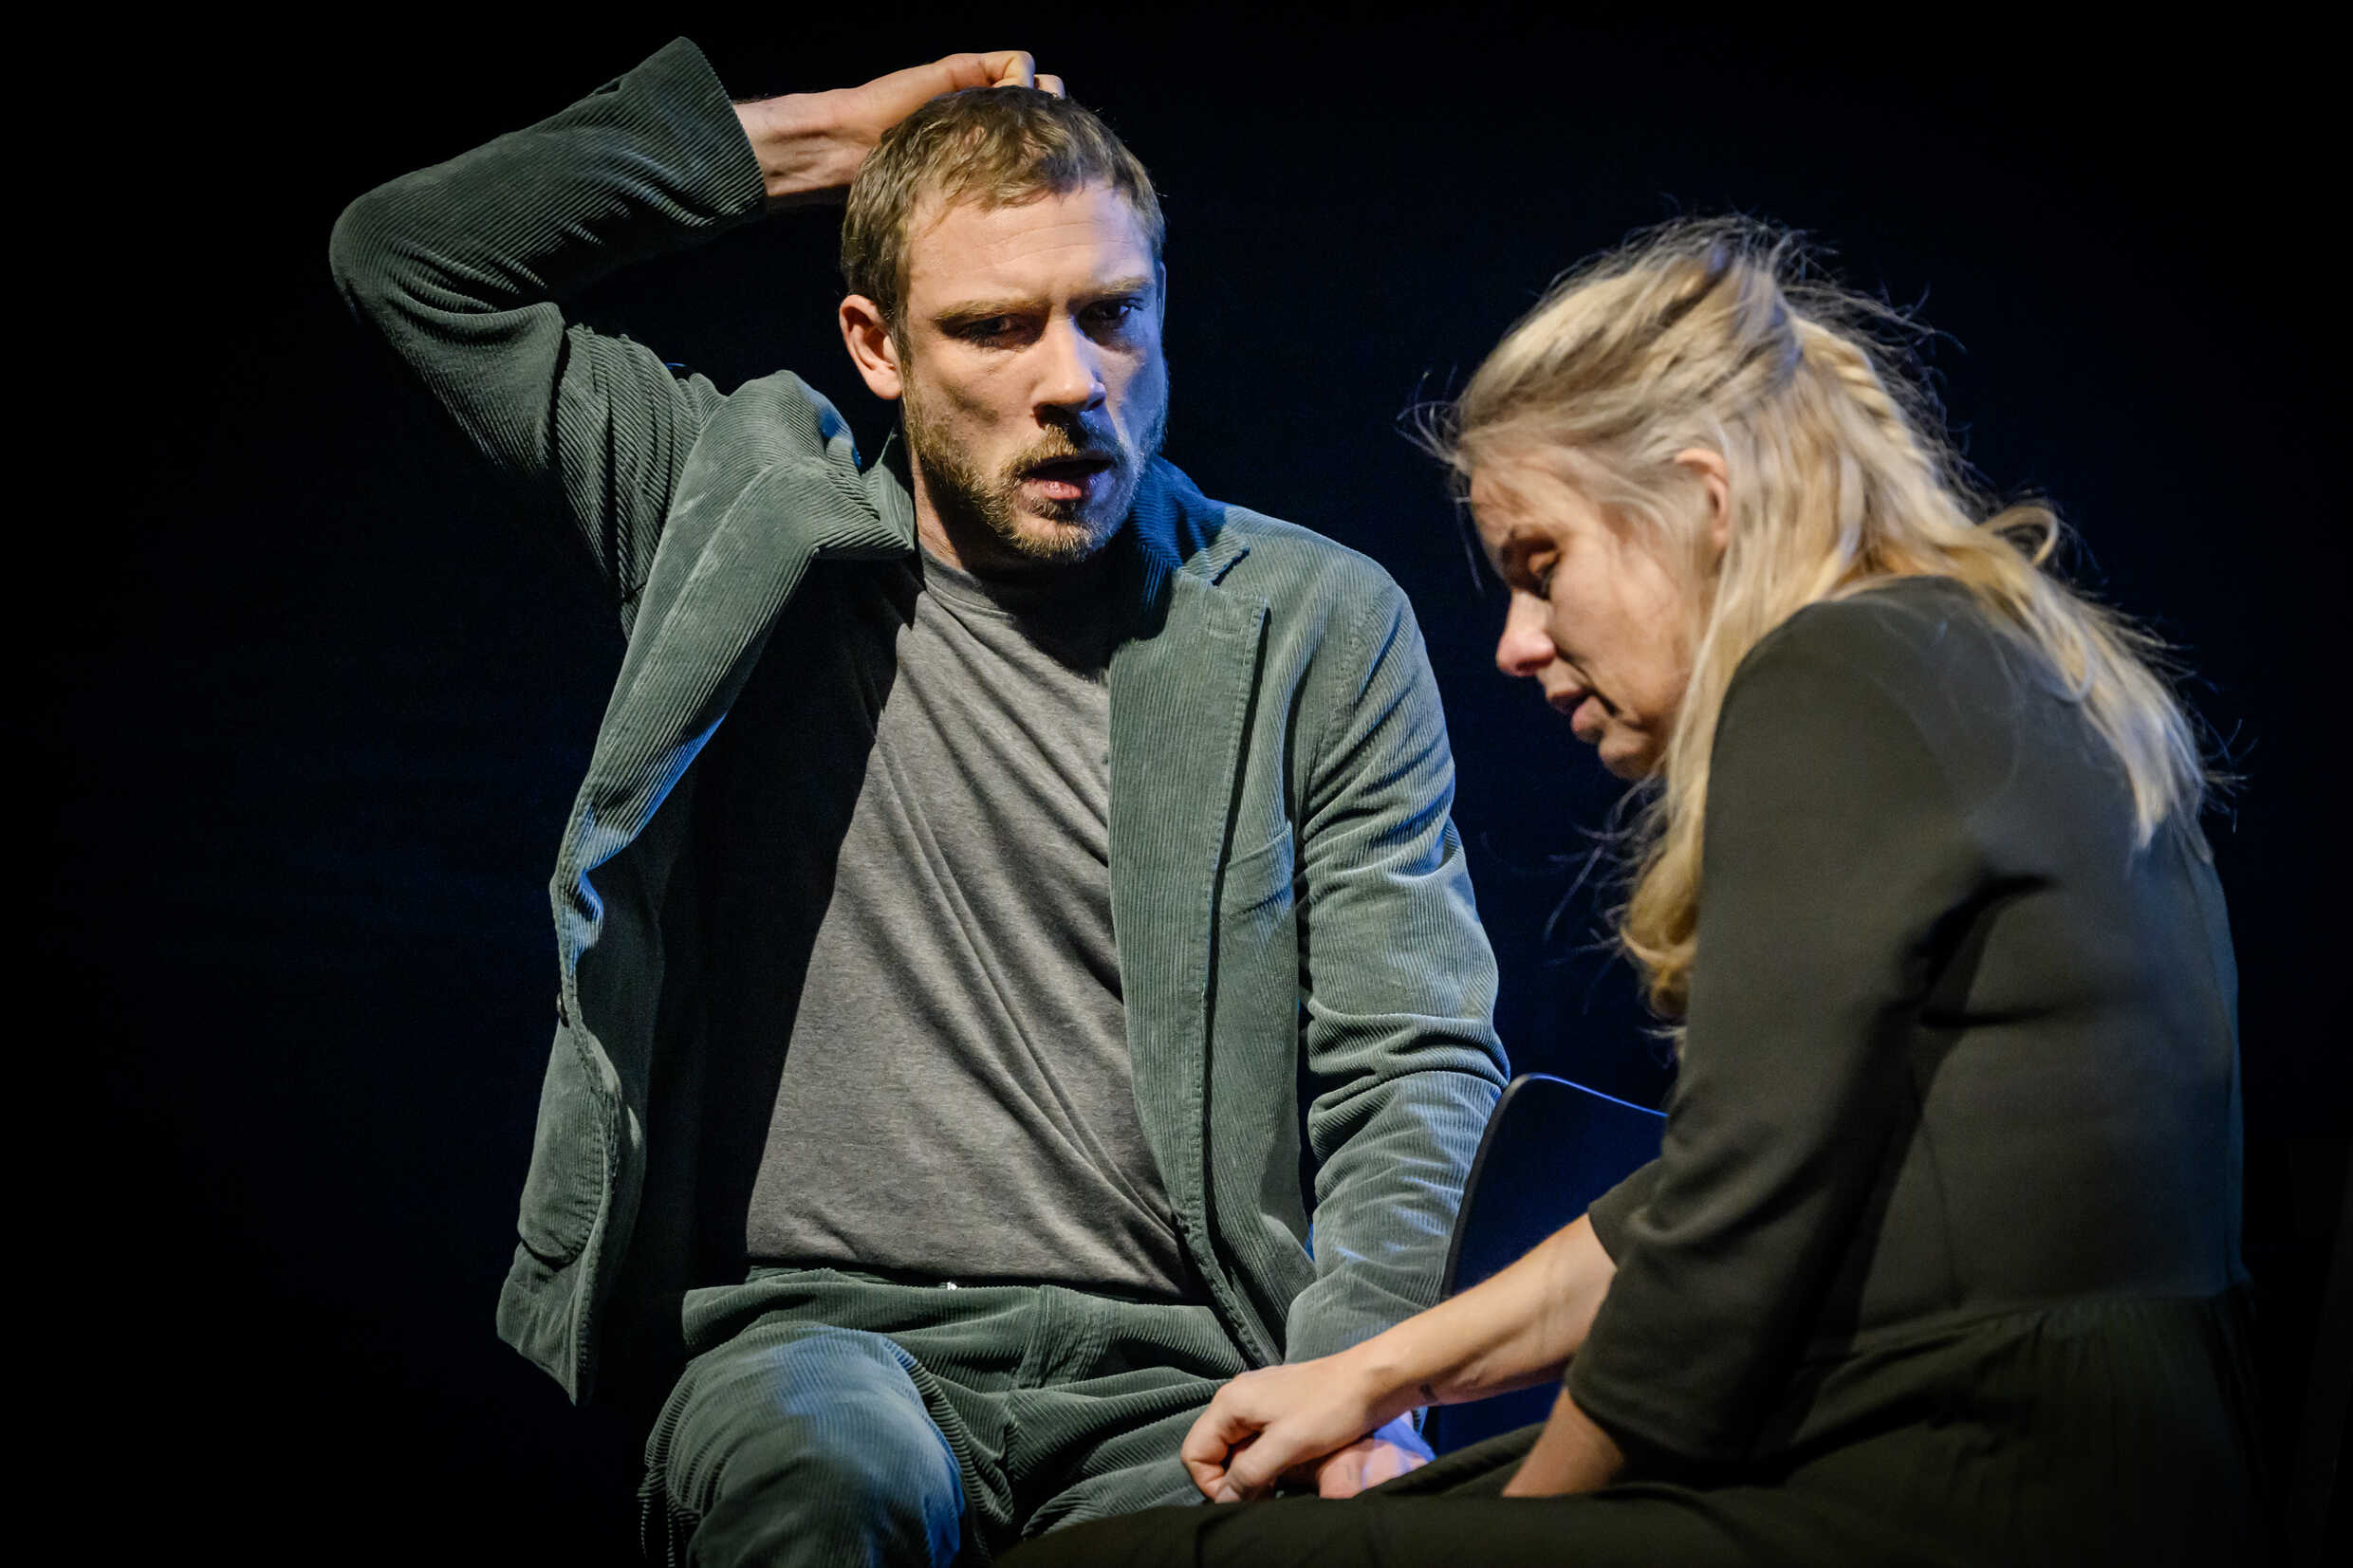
[1428,217,2208,1020]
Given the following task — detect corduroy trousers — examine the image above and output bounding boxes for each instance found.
[640,1265,1246,1566]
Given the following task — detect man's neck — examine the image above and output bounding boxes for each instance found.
[913,502,1032,580]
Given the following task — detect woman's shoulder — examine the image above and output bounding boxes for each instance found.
[1746,574,1993,668]
[1717,577,2105,830]
[1726,576,2018,727]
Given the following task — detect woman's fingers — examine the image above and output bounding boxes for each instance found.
[1183,1393,1304,1501]
[1183,1359,1393,1501]
[1219,1427,1309,1500]
[1181,1393,1263,1499]
[1182,1440,1237,1502]
[1036,73,1066,97]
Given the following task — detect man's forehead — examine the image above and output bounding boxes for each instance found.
[904,183,1156,301]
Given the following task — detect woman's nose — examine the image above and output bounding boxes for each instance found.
[1495,591,1555,678]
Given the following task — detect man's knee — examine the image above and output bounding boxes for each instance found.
[650,1326,964,1566]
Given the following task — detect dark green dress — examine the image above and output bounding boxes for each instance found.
[1009,577,2267,1565]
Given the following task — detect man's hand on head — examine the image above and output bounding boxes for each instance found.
[842,50,1065,136]
[734,51,1065,206]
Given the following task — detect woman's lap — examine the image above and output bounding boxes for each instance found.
[998,1484,1853,1568]
[998,1427,1881,1568]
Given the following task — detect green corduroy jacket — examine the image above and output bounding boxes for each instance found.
[330,37,1508,1407]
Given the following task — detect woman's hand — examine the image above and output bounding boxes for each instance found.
[1180,1216,1621,1503]
[1500,1387,1625,1497]
[1180,1352,1412,1502]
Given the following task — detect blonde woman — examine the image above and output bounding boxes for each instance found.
[1006,219,2264,1565]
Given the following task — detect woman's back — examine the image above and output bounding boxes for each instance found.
[1733,575,2244,1330]
[1566,575,2260,1559]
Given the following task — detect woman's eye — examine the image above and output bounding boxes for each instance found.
[1530,561,1558,598]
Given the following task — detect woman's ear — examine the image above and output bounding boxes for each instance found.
[838,294,904,401]
[1674,448,1732,561]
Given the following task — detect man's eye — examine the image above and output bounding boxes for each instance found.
[962,318,1015,341]
[1086,300,1139,330]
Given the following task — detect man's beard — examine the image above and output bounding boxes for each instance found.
[901,375,1169,567]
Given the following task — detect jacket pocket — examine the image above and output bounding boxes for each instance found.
[1215,826,1303,1049]
[514,1020,609,1266]
[1220,825,1298,922]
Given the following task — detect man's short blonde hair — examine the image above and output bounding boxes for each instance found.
[841,86,1163,335]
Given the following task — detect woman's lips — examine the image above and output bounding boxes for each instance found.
[1549,688,1606,742]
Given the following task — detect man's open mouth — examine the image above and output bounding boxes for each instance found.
[1021,454,1117,504]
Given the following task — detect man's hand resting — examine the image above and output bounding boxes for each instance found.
[734,50,1066,205]
[1180,1356,1429,1503]
[1306,1416,1433,1498]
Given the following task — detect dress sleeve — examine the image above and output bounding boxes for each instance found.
[1585,1159,1660,1263]
[1566,600,1986,1465]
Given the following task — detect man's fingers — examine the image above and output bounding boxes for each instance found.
[910,51,1034,99]
[1036,73,1066,97]
[977,49,1037,88]
[1362,1440,1429,1489]
[1318,1442,1369,1499]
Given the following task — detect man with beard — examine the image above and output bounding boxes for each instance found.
[332,40,1507,1567]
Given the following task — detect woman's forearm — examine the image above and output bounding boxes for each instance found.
[1355,1212,1616,1416]
[1502,1387,1627,1496]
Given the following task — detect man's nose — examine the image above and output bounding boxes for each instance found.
[1033,317,1106,416]
[1494,591,1555,678]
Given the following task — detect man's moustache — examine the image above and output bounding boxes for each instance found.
[1018,427,1126,468]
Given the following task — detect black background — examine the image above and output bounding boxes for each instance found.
[56,8,2343,1557]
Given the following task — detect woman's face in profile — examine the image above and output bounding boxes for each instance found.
[1471,459,1701,780]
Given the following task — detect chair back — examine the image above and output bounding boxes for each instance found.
[1422,1073,1665,1455]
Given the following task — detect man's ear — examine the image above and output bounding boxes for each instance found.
[1154,260,1169,328]
[839,294,903,401]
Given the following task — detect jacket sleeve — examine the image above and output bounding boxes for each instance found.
[1566,600,1986,1466]
[1284,576,1510,1365]
[327,38,769,622]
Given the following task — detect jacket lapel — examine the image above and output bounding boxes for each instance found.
[556,373,910,966]
[1107,463,1265,1347]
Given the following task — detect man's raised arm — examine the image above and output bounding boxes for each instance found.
[327,39,1049,618]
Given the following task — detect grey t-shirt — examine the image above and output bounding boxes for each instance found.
[736,545,1194,1299]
